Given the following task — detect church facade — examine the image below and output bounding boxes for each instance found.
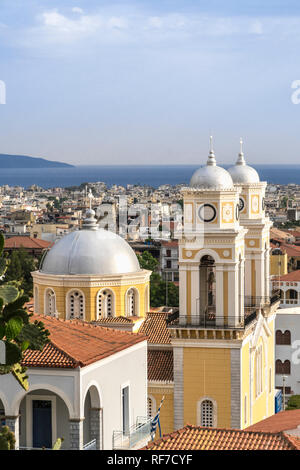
[149,141,279,432]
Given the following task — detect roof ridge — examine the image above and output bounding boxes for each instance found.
[48,340,82,367]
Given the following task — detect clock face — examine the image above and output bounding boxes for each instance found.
[198,204,217,223]
[239,197,245,212]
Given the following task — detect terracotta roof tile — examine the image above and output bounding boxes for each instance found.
[142,425,300,450]
[148,350,173,382]
[93,316,134,324]
[246,409,300,433]
[21,314,147,369]
[273,270,300,282]
[4,236,51,249]
[139,313,171,345]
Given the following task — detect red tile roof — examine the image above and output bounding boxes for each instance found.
[4,236,51,249]
[246,410,300,433]
[21,315,147,368]
[142,425,300,450]
[148,350,173,382]
[273,270,300,282]
[139,313,171,345]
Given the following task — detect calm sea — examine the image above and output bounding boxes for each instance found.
[1,165,300,189]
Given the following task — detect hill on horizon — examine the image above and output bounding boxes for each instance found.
[0,154,74,168]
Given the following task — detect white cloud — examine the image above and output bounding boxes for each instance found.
[72,7,84,15]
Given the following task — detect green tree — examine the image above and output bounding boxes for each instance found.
[137,251,179,307]
[0,234,50,390]
[4,248,38,297]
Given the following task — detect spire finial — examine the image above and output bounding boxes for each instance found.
[236,137,246,166]
[207,135,216,166]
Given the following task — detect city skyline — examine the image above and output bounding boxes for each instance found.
[1,0,300,165]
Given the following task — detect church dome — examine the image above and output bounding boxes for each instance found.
[228,139,260,184]
[40,210,140,275]
[190,142,234,190]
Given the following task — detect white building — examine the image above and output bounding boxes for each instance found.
[0,315,149,450]
[271,270,300,308]
[275,307,300,398]
[160,241,179,283]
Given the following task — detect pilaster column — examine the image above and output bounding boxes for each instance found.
[5,416,19,450]
[69,419,84,450]
[215,264,224,326]
[179,265,187,321]
[90,408,102,450]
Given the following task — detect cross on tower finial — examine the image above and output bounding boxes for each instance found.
[209,135,213,153]
[236,137,246,165]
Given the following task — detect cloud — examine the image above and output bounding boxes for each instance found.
[72,7,84,14]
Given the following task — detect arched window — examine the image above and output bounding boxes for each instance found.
[283,360,291,375]
[200,399,214,427]
[34,285,39,314]
[276,330,283,345]
[97,289,115,318]
[283,330,291,345]
[67,290,85,320]
[44,288,56,316]
[199,255,216,323]
[276,359,283,374]
[276,330,291,345]
[126,288,139,316]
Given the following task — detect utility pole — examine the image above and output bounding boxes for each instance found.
[282,375,286,411]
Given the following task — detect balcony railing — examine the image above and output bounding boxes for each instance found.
[170,313,257,330]
[112,416,152,450]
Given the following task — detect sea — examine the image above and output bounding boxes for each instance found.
[1,165,300,189]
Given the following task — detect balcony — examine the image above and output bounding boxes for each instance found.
[112,417,152,450]
[169,313,256,330]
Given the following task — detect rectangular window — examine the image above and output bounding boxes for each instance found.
[122,386,129,435]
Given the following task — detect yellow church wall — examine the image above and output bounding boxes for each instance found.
[34,281,149,320]
[270,253,288,277]
[148,386,174,437]
[241,317,276,428]
[183,347,231,428]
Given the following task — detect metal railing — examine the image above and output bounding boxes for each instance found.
[112,416,151,450]
[83,439,96,450]
[169,314,256,330]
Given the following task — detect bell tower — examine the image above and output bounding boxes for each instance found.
[228,140,272,305]
[179,143,246,328]
[168,140,278,433]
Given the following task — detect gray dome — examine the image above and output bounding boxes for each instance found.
[228,164,260,184]
[228,140,260,184]
[41,227,141,275]
[190,148,234,190]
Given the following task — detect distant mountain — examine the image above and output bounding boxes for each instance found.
[0,154,74,168]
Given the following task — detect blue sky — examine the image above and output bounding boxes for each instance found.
[1,0,300,165]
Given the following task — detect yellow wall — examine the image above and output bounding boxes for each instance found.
[34,281,149,320]
[241,318,275,428]
[270,254,288,276]
[148,387,174,437]
[183,347,231,428]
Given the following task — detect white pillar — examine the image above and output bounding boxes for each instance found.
[191,265,199,323]
[5,416,19,450]
[215,264,224,326]
[179,265,187,321]
[69,419,84,450]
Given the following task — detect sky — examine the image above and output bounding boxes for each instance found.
[1,0,300,165]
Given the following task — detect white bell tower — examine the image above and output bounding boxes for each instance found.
[179,141,247,328]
